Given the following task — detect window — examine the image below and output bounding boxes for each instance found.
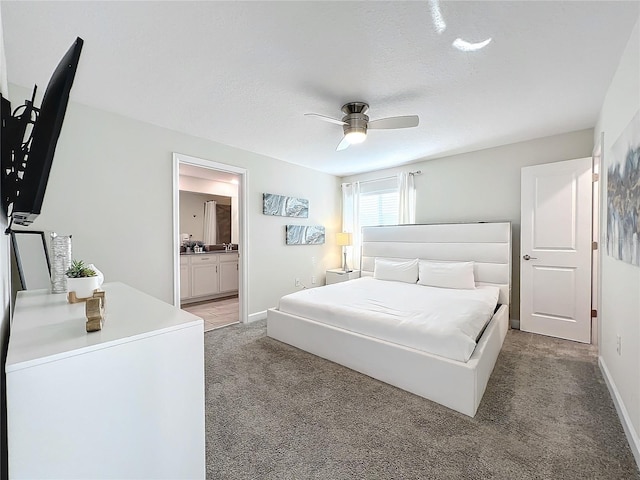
[342,174,414,270]
[358,178,399,227]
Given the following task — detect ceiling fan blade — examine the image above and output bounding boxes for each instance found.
[368,115,419,130]
[304,113,347,126]
[336,136,351,151]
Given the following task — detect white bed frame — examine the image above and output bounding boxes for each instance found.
[267,222,511,417]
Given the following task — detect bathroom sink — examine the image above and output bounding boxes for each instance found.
[181,244,238,254]
[205,244,238,252]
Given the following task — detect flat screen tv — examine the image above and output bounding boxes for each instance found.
[1,37,83,226]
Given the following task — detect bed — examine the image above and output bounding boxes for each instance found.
[267,222,511,417]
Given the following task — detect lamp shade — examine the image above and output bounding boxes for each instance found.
[336,232,353,246]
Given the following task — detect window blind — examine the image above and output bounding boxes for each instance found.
[358,178,399,227]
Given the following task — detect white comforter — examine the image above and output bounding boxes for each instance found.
[277,277,500,362]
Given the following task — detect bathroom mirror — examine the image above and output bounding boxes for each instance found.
[179,191,234,245]
[11,230,51,290]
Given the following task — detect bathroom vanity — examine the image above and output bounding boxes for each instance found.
[180,250,239,303]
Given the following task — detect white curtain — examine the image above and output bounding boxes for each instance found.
[398,172,416,224]
[341,182,361,269]
[203,201,217,245]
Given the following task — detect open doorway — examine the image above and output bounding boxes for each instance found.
[172,153,248,330]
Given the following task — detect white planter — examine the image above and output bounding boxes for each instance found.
[66,276,102,299]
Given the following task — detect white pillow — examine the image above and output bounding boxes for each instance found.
[373,258,419,284]
[418,260,476,289]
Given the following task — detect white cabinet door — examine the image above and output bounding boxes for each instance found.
[180,264,191,300]
[191,261,219,297]
[219,261,238,293]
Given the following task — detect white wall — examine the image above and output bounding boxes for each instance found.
[594,17,640,465]
[179,175,237,197]
[0,9,10,476]
[0,202,7,480]
[342,128,594,320]
[9,84,341,315]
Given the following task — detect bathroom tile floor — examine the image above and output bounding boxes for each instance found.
[182,296,239,332]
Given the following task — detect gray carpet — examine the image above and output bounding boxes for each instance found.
[204,321,639,479]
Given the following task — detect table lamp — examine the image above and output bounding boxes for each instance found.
[336,232,353,272]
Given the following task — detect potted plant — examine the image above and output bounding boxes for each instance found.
[66,260,103,298]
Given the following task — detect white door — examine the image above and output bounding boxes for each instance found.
[520,157,592,343]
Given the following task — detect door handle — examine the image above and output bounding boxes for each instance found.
[523,254,538,261]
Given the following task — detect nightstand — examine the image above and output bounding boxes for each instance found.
[326,269,361,285]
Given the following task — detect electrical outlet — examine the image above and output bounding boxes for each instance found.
[295,278,301,287]
[616,335,621,355]
[311,275,316,285]
[311,256,316,266]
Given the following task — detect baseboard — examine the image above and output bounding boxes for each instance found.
[247,310,267,323]
[599,356,640,469]
[510,318,520,330]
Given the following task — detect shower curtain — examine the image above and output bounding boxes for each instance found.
[203,200,217,245]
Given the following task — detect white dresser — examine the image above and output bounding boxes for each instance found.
[6,282,205,479]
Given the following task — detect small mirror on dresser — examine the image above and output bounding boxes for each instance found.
[10,230,51,290]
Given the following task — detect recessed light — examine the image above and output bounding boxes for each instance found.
[453,38,492,52]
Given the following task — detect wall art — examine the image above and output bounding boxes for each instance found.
[607,109,640,267]
[286,225,325,245]
[263,193,308,218]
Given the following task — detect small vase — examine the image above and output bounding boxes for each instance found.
[66,276,102,299]
[51,233,72,294]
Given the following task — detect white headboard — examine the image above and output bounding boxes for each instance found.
[361,222,512,306]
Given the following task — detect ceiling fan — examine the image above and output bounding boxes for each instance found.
[305,102,419,151]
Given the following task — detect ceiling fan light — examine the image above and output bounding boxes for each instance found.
[345,130,366,144]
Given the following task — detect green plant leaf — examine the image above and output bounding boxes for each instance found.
[66,259,97,278]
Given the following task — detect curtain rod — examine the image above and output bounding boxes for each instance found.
[342,170,422,186]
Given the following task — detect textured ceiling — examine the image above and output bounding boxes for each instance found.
[2,1,638,176]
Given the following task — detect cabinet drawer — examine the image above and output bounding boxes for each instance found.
[192,254,217,263]
[220,253,239,263]
[326,269,360,285]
